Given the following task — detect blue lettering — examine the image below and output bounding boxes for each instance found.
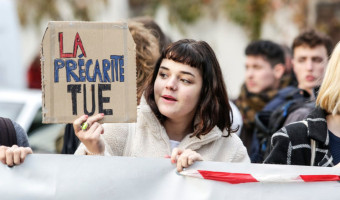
[85,59,94,82]
[93,60,103,82]
[54,59,65,82]
[78,59,85,82]
[110,55,122,82]
[102,59,111,82]
[66,59,80,82]
[119,57,124,82]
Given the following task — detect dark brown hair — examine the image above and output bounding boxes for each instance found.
[292,29,333,57]
[144,39,237,138]
[245,40,285,68]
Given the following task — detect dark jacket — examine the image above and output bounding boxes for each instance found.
[0,117,29,147]
[264,107,334,167]
[251,87,310,163]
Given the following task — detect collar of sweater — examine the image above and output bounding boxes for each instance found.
[138,95,223,151]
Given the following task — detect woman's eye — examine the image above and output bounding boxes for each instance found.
[181,79,191,84]
[159,73,168,78]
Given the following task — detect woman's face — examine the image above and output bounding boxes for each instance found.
[154,59,203,121]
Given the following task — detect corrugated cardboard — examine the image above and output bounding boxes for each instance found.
[41,21,136,123]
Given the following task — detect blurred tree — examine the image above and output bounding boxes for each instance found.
[130,0,210,32]
[16,0,108,27]
[223,0,270,40]
[129,0,272,40]
[316,1,340,43]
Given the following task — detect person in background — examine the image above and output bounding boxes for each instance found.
[264,41,340,167]
[291,29,333,97]
[128,20,161,104]
[248,30,333,163]
[0,117,32,166]
[282,29,333,125]
[235,40,286,154]
[74,39,250,172]
[132,16,172,55]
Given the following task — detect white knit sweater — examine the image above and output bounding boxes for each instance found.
[75,97,250,163]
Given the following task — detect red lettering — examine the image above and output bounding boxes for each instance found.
[73,32,87,58]
[59,32,87,58]
[59,32,73,58]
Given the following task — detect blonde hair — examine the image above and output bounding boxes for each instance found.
[316,41,340,115]
[128,21,160,104]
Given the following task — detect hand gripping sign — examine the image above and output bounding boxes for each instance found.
[41,21,137,123]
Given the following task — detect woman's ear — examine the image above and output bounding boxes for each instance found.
[273,63,285,80]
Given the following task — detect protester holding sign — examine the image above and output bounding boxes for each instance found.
[60,20,161,154]
[74,39,250,171]
[264,42,340,167]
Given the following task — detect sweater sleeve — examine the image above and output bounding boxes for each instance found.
[74,139,112,156]
[263,127,290,165]
[74,123,129,156]
[12,120,29,147]
[231,135,251,163]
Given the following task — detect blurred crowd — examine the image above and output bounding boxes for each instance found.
[1,15,340,172]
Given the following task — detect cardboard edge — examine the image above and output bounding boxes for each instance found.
[40,22,51,124]
[126,23,138,122]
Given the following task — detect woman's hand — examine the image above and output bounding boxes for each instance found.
[73,113,105,155]
[0,145,33,167]
[171,148,203,172]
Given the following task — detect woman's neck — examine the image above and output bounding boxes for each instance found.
[164,118,194,142]
[327,114,340,137]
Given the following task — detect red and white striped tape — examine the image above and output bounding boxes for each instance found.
[180,169,340,184]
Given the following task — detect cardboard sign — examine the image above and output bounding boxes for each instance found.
[41,21,137,123]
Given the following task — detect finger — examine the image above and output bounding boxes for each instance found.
[86,122,100,137]
[188,153,202,166]
[188,155,195,166]
[5,148,14,166]
[0,146,9,164]
[13,147,21,165]
[86,113,105,127]
[178,150,194,168]
[73,115,89,133]
[89,123,103,139]
[177,159,184,172]
[20,147,33,163]
[170,148,183,163]
[180,154,189,168]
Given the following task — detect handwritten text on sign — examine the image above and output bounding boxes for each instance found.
[54,32,125,116]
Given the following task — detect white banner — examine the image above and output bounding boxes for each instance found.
[1,154,340,200]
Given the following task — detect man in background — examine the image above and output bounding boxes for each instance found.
[235,40,286,154]
[283,29,333,125]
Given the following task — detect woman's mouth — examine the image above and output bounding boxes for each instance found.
[162,95,177,101]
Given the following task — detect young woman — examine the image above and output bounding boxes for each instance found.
[264,42,340,167]
[74,39,250,171]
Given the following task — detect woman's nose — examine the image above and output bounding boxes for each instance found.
[165,77,177,91]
